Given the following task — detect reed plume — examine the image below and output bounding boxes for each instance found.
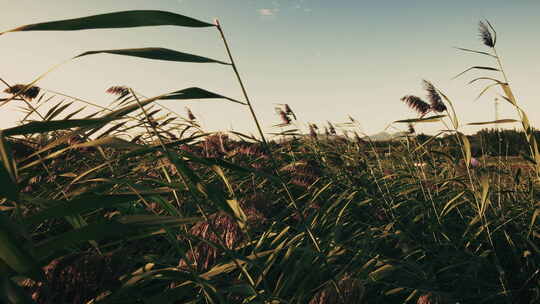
[105,86,130,99]
[423,80,446,113]
[327,121,336,135]
[478,20,496,48]
[284,104,297,120]
[408,123,416,134]
[401,95,431,115]
[309,124,318,138]
[4,84,40,99]
[186,107,196,121]
[279,108,291,125]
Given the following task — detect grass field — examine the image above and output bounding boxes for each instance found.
[0,11,539,304]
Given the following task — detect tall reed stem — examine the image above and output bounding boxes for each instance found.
[214,20,268,146]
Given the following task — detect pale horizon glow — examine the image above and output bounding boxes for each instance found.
[0,0,539,137]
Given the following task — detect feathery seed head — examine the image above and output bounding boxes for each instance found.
[284,104,297,120]
[401,95,431,116]
[279,109,291,125]
[4,84,40,99]
[309,124,318,138]
[408,123,416,134]
[186,108,196,121]
[479,20,495,48]
[422,80,446,113]
[105,86,130,99]
[327,121,336,135]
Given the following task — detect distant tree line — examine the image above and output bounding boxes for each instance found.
[419,128,540,157]
[365,128,540,158]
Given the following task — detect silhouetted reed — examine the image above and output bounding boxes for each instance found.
[4,84,40,99]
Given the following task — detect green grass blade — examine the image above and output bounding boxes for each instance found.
[394,115,446,123]
[453,66,500,79]
[0,262,36,304]
[160,87,246,105]
[103,88,239,121]
[454,47,497,58]
[74,48,229,65]
[2,118,116,136]
[0,132,17,184]
[0,215,43,281]
[467,119,517,125]
[0,161,18,201]
[0,10,214,35]
[23,195,141,225]
[34,216,202,258]
[458,132,472,168]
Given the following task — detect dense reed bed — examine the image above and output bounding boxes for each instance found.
[0,11,538,304]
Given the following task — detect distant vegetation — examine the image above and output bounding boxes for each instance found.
[0,11,538,304]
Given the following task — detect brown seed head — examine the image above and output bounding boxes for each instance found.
[279,109,291,125]
[309,124,318,138]
[327,121,336,135]
[284,104,297,120]
[401,95,431,116]
[4,84,40,99]
[185,107,196,121]
[408,123,416,134]
[423,80,446,113]
[105,86,130,99]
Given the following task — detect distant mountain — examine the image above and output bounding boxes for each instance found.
[364,131,408,141]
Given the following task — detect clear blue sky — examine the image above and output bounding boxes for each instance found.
[1,0,539,136]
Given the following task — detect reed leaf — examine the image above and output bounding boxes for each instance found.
[23,195,141,225]
[467,119,518,125]
[0,215,43,280]
[161,87,246,105]
[104,87,239,120]
[454,47,497,58]
[35,216,203,258]
[0,132,17,186]
[2,118,116,136]
[479,174,490,217]
[74,47,229,65]
[0,161,18,201]
[72,136,141,150]
[0,10,214,35]
[453,66,500,79]
[394,115,446,123]
[458,132,472,168]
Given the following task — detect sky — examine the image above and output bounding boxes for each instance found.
[0,0,539,137]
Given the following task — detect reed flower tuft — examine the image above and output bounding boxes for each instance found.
[4,84,40,99]
[279,109,291,125]
[309,124,318,138]
[401,95,431,115]
[105,86,130,100]
[284,104,297,120]
[327,121,336,135]
[186,107,196,121]
[408,123,416,134]
[423,80,446,113]
[478,20,495,48]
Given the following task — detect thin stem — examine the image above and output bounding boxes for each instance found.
[215,20,268,146]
